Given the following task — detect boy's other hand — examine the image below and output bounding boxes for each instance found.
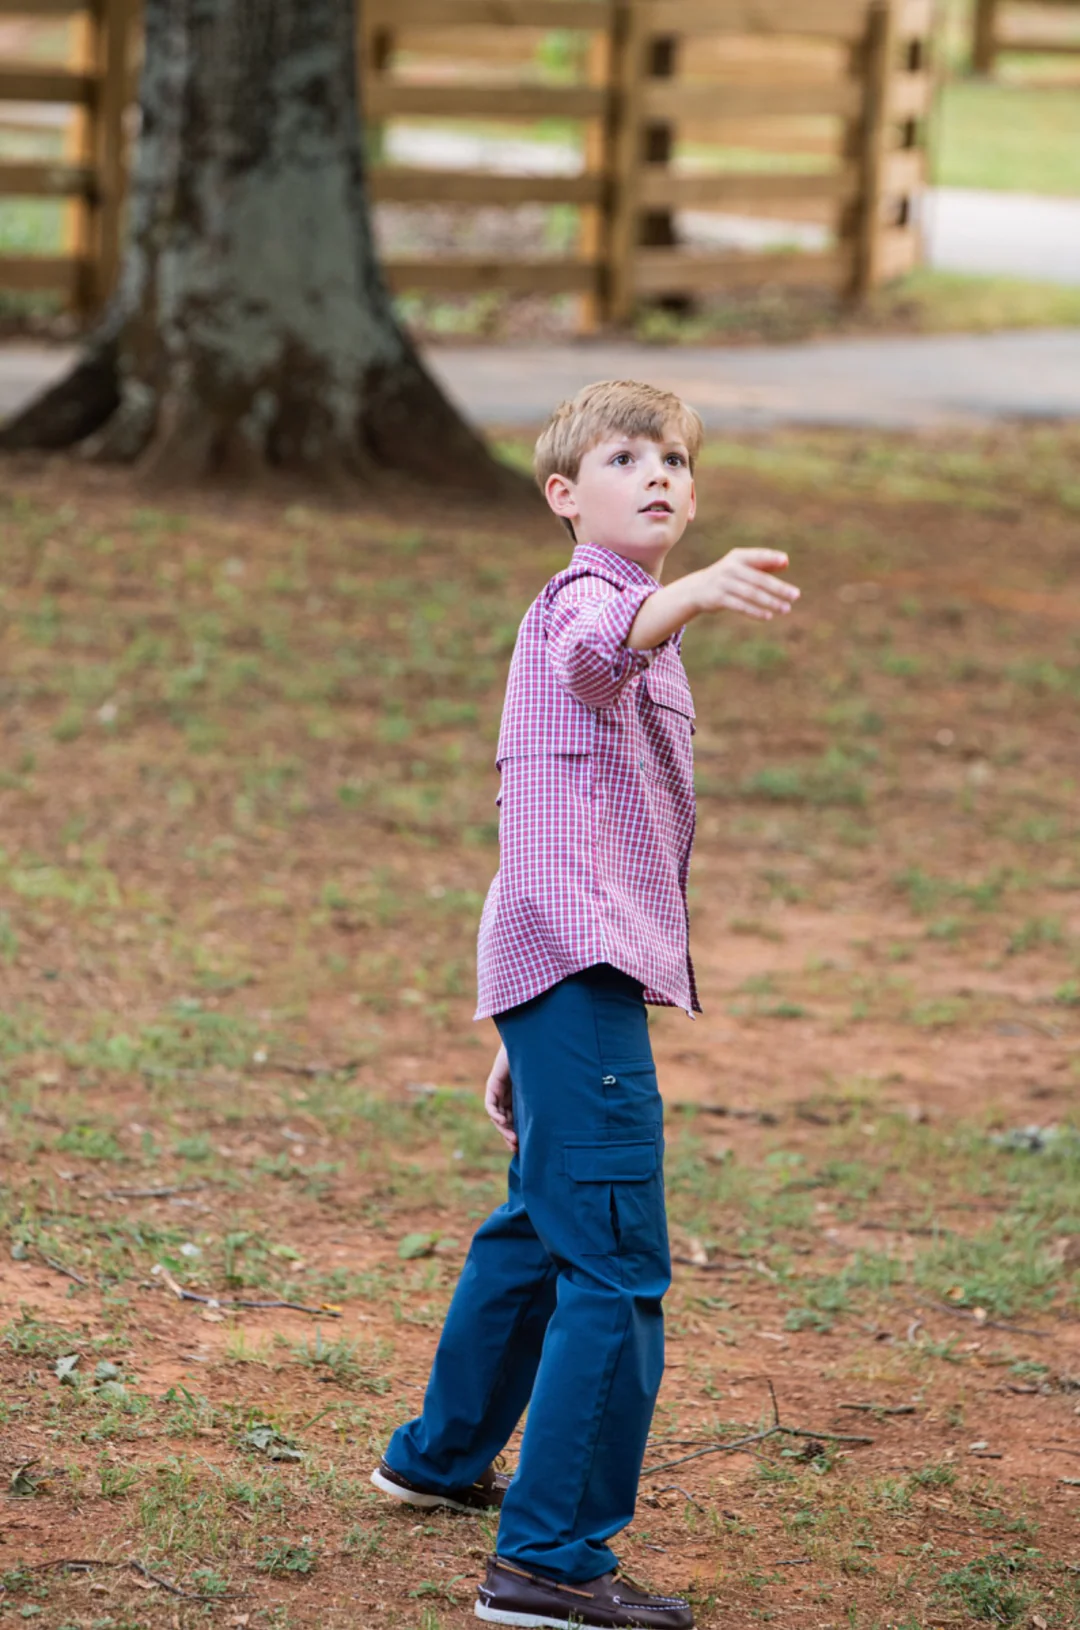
[485,1044,518,1153]
[695,549,800,622]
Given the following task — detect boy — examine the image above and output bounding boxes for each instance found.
[372,381,800,1629]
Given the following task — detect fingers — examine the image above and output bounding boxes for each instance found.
[484,1046,517,1152]
[708,555,801,620]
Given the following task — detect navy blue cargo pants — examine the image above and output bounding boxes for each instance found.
[385,963,671,1583]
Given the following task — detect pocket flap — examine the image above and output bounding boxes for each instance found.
[644,663,695,720]
[564,1139,658,1183]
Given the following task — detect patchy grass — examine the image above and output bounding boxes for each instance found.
[936,81,1080,195]
[0,431,1078,1627]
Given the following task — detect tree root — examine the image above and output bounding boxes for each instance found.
[0,334,120,451]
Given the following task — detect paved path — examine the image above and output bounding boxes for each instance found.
[434,330,1080,430]
[5,330,1080,433]
[923,188,1080,286]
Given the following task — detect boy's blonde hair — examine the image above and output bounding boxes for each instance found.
[533,379,705,493]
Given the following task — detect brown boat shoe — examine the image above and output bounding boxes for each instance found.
[370,1456,510,1513]
[474,1555,695,1629]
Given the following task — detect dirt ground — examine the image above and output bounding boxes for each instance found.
[0,427,1078,1630]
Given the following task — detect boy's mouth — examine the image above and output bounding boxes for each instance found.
[640,501,673,514]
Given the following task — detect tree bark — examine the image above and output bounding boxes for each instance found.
[0,0,518,495]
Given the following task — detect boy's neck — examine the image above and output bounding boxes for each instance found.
[576,537,673,582]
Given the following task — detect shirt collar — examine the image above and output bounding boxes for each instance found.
[570,544,660,590]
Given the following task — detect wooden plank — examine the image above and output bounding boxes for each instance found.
[642,80,862,118]
[61,0,93,316]
[0,253,83,293]
[678,118,838,151]
[638,1,869,42]
[889,69,933,118]
[0,159,94,196]
[0,0,85,12]
[91,0,130,308]
[972,0,999,69]
[578,25,610,333]
[995,35,1080,54]
[0,64,97,105]
[638,166,855,206]
[383,257,598,293]
[876,224,920,280]
[606,0,648,323]
[370,166,603,204]
[851,0,894,298]
[394,27,554,61]
[884,146,924,193]
[365,81,605,119]
[897,0,935,36]
[634,247,845,293]
[365,0,613,29]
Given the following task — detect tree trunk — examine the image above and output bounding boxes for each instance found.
[0,0,517,495]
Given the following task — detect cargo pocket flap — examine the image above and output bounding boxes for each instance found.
[564,1139,658,1183]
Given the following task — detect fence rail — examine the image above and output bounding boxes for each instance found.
[0,0,934,327]
[973,0,1080,72]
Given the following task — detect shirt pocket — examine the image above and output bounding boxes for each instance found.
[497,714,596,762]
[644,664,696,733]
[563,1137,666,1259]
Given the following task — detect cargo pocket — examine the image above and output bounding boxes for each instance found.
[564,1138,663,1259]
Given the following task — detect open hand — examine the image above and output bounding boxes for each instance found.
[484,1043,518,1153]
[695,549,800,622]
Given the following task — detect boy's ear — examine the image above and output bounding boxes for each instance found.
[687,478,697,524]
[544,472,578,522]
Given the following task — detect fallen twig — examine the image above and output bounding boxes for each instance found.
[644,1379,872,1477]
[102,1184,208,1200]
[838,1403,916,1416]
[648,1484,704,1511]
[672,1255,749,1273]
[773,1559,811,1567]
[38,1251,91,1288]
[262,1055,362,1077]
[151,1264,341,1318]
[668,1101,779,1126]
[912,1301,1050,1339]
[858,1220,956,1239]
[5,1559,239,1602]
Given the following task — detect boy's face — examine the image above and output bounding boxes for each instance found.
[544,424,696,576]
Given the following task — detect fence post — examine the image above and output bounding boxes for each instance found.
[92,0,131,312]
[65,5,96,321]
[579,24,613,334]
[601,0,647,326]
[972,0,998,73]
[851,0,896,301]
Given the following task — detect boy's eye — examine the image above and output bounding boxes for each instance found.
[666,454,686,467]
[612,452,632,466]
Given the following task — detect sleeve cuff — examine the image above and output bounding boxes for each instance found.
[594,581,663,672]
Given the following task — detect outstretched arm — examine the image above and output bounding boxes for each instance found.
[627,549,800,650]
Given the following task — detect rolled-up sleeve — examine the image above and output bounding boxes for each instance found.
[544,577,662,710]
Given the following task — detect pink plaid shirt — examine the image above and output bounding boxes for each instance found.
[475,544,700,1021]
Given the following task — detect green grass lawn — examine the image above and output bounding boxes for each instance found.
[935,81,1080,195]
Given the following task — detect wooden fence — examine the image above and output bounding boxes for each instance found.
[973,0,1080,73]
[0,0,935,327]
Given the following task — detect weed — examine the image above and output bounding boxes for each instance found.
[257,1537,319,1576]
[935,1552,1037,1625]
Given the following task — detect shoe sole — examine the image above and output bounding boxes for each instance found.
[476,1593,690,1629]
[475,1606,584,1629]
[369,1466,483,1514]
